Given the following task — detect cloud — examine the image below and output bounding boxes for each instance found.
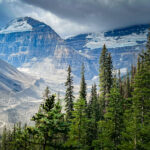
[0,1,16,27]
[0,0,93,37]
[20,0,150,31]
[0,0,150,37]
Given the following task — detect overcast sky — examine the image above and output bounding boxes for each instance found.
[0,0,150,38]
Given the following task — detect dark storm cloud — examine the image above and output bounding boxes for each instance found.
[20,0,150,31]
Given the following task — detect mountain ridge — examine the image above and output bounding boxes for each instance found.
[0,17,149,80]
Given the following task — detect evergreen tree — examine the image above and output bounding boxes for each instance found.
[65,65,74,120]
[118,69,123,95]
[132,54,150,149]
[30,93,68,150]
[99,44,113,117]
[121,33,150,150]
[124,70,131,98]
[66,98,88,149]
[94,78,124,150]
[79,63,87,105]
[86,84,100,149]
[1,126,7,150]
[146,30,150,53]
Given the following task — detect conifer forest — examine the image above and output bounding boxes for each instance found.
[0,31,150,150]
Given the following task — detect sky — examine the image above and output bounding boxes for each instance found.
[0,0,150,38]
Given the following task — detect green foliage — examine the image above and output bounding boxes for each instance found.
[79,63,87,104]
[65,65,74,120]
[86,84,100,149]
[30,92,68,150]
[94,79,124,150]
[66,98,88,149]
[99,44,113,117]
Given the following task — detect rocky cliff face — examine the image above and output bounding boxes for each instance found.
[65,24,149,74]
[0,17,96,80]
[0,17,62,67]
[0,17,149,81]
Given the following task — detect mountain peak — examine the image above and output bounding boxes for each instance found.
[0,17,56,34]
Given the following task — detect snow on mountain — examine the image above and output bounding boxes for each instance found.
[85,29,148,49]
[0,17,97,81]
[0,18,33,34]
[65,24,150,74]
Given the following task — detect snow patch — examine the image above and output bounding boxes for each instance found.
[0,19,32,34]
[10,50,29,57]
[85,30,148,49]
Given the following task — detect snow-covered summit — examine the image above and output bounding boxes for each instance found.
[0,17,33,34]
[0,17,56,34]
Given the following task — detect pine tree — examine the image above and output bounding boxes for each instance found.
[132,54,150,149]
[124,70,131,98]
[65,65,74,120]
[79,63,87,105]
[146,29,150,53]
[121,33,150,150]
[86,84,100,149]
[94,78,124,150]
[66,98,88,149]
[118,69,123,95]
[99,44,113,116]
[1,126,7,150]
[30,92,68,150]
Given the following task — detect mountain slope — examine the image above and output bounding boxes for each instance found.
[65,24,149,73]
[0,17,149,82]
[0,59,43,129]
[0,58,33,94]
[0,17,62,67]
[0,17,97,80]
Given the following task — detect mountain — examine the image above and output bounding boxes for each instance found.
[0,17,96,80]
[0,58,45,130]
[0,17,149,84]
[65,24,149,73]
[0,17,61,67]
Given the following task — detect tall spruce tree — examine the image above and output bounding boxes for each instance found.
[99,44,113,116]
[30,88,68,150]
[66,98,88,149]
[121,32,150,150]
[79,63,87,105]
[1,126,7,150]
[86,84,100,149]
[65,65,74,120]
[132,54,150,149]
[94,78,124,150]
[124,70,131,98]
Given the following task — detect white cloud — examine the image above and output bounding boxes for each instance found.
[1,0,150,38]
[10,3,91,38]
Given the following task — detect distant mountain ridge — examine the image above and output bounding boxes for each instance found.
[0,17,149,80]
[65,24,149,73]
[0,17,97,79]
